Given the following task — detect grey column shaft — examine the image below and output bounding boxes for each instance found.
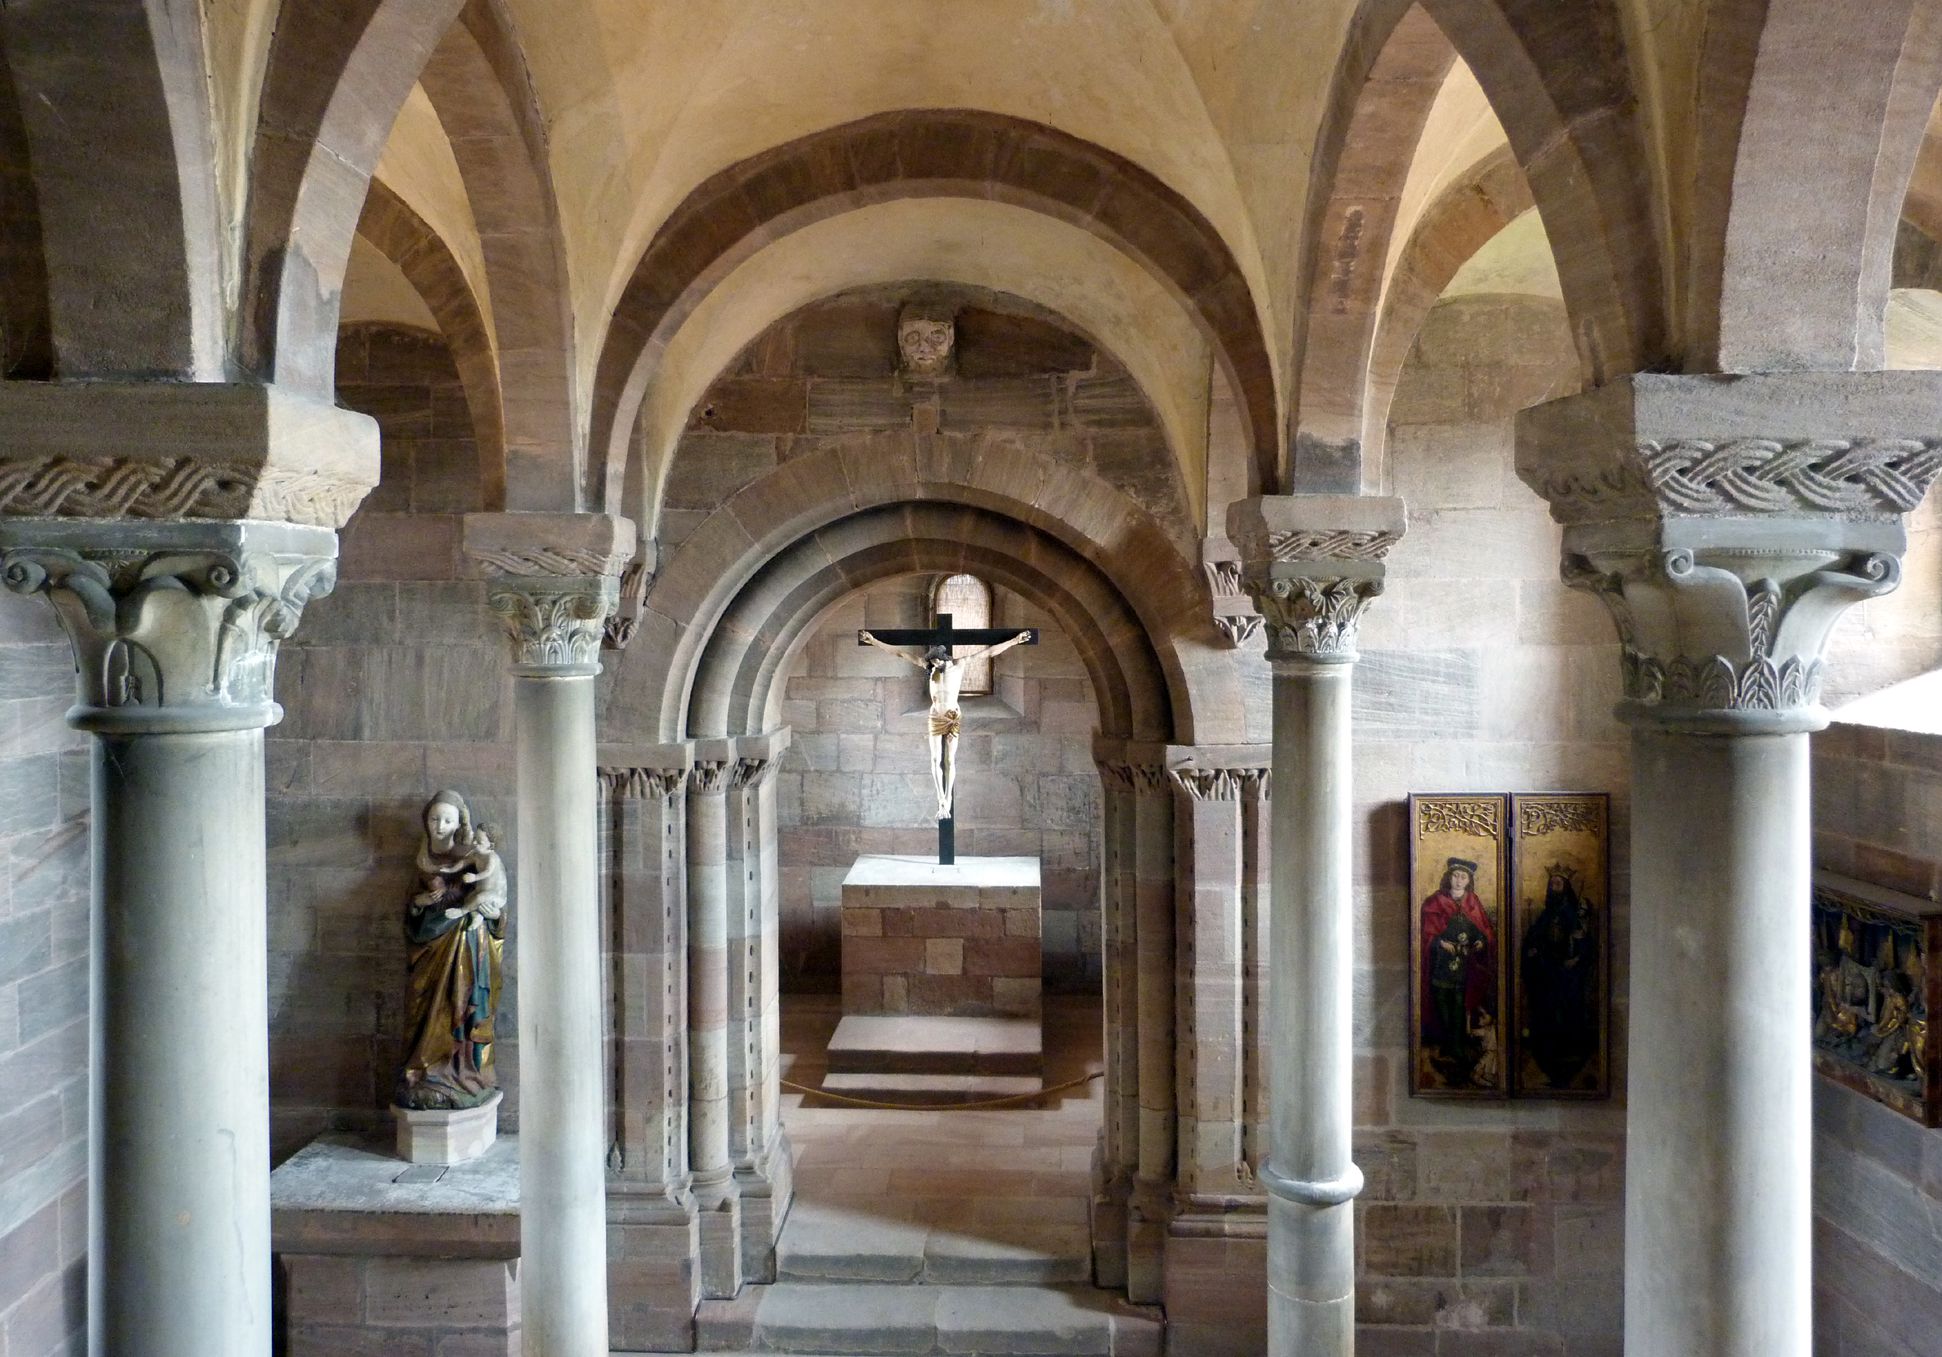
[1266,659,1358,1357]
[91,729,270,1357]
[513,672,610,1355]
[687,785,731,1190]
[1626,728,1809,1357]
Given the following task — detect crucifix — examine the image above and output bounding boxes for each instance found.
[858,613,1037,864]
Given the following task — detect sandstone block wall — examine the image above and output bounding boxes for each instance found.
[267,324,520,1159]
[1810,721,1942,1357]
[0,589,87,1357]
[1337,292,1627,1357]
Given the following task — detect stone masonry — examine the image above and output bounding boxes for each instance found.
[839,856,1043,1019]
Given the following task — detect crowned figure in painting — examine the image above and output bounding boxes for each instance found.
[396,789,507,1114]
[1519,863,1598,1088]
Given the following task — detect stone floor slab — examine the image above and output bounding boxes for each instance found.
[753,1282,940,1354]
[777,1203,928,1282]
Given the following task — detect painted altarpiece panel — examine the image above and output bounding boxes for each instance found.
[1510,793,1611,1099]
[1811,871,1941,1126]
[1408,794,1511,1098]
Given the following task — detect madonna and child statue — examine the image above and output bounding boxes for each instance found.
[393,788,507,1164]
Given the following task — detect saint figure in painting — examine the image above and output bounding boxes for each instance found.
[1419,856,1496,1087]
[1519,864,1598,1088]
[395,789,507,1110]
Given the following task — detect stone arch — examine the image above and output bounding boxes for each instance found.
[610,439,1240,749]
[418,0,580,510]
[1685,0,1942,370]
[585,109,1278,511]
[1291,4,1458,490]
[1323,0,1665,395]
[687,504,1169,745]
[1365,146,1534,484]
[354,178,507,506]
[0,23,48,381]
[244,0,466,393]
[3,0,222,377]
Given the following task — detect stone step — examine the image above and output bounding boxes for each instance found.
[826,1015,1044,1079]
[776,1200,1089,1285]
[817,1072,1046,1106]
[702,1282,1160,1355]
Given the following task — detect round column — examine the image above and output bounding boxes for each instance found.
[478,557,622,1357]
[1626,721,1812,1353]
[1263,654,1361,1355]
[2,522,339,1357]
[1230,493,1402,1357]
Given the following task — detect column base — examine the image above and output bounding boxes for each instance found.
[607,1182,700,1352]
[1126,1178,1172,1304]
[1090,1149,1130,1288]
[696,1179,744,1299]
[734,1129,794,1283]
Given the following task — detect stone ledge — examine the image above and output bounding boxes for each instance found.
[270,1133,519,1259]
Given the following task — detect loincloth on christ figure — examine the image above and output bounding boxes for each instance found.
[928,709,962,738]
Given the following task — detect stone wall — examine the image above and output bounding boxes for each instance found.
[0,588,87,1356]
[266,323,519,1160]
[1809,720,1942,1357]
[1330,293,1630,1355]
[773,578,1102,994]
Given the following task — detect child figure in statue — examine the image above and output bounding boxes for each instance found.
[395,789,507,1110]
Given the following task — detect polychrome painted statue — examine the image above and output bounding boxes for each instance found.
[395,789,506,1110]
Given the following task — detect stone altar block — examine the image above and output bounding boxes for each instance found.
[840,854,1042,1017]
[271,1134,520,1355]
[831,855,1044,1104]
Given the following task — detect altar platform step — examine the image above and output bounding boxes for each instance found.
[825,1014,1043,1078]
[817,1071,1045,1106]
[696,1282,1160,1355]
[774,1197,1090,1286]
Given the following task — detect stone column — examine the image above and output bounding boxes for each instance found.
[1515,373,1942,1357]
[1089,753,1138,1288]
[1231,494,1405,1357]
[727,732,791,1283]
[597,750,700,1353]
[686,744,742,1297]
[1126,759,1175,1304]
[0,382,376,1357]
[465,512,634,1357]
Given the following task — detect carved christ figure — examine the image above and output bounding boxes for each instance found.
[859,627,1036,818]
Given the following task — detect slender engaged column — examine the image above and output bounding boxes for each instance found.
[1514,373,1942,1356]
[1232,495,1404,1357]
[467,513,633,1357]
[686,748,743,1297]
[2,521,341,1357]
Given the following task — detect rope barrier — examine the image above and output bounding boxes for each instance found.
[778,1069,1103,1112]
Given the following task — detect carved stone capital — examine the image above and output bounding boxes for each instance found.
[732,757,772,791]
[689,759,734,796]
[464,513,636,676]
[1517,375,1940,731]
[484,576,616,676]
[0,518,338,734]
[1227,495,1406,664]
[0,384,379,530]
[1562,535,1898,731]
[1168,766,1270,801]
[599,766,688,803]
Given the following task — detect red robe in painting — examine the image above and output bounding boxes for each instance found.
[1418,888,1497,1036]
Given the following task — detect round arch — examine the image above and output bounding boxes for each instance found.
[585,109,1279,511]
[605,439,1245,749]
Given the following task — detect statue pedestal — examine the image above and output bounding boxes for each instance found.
[393,1089,502,1165]
[272,1133,519,1357]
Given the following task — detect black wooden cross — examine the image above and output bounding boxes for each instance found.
[856,612,1037,864]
